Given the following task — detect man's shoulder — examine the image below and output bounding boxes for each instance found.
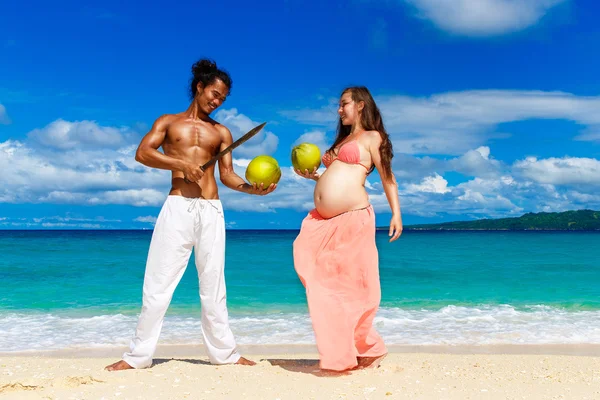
[209,119,231,135]
[151,113,183,130]
[156,113,184,124]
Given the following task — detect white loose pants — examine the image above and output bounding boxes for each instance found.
[123,196,241,368]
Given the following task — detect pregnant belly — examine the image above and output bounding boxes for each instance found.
[314,165,369,219]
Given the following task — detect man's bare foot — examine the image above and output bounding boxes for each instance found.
[357,353,387,369]
[235,357,256,366]
[105,360,134,371]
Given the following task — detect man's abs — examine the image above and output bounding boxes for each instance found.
[170,168,219,199]
[165,146,220,199]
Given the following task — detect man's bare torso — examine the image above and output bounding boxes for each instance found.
[162,113,223,199]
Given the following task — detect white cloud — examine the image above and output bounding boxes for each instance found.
[397,175,524,218]
[283,90,600,155]
[404,0,566,36]
[381,90,600,154]
[31,216,121,224]
[396,163,600,219]
[88,189,166,206]
[513,156,600,186]
[0,126,311,213]
[215,108,279,157]
[0,137,170,204]
[40,222,103,228]
[221,149,598,219]
[447,146,502,178]
[37,192,88,204]
[217,144,600,218]
[135,216,157,224]
[0,119,170,206]
[567,191,600,205]
[28,119,132,150]
[3,108,599,221]
[456,187,519,213]
[0,104,10,125]
[36,189,167,207]
[0,215,122,229]
[385,147,600,218]
[405,173,451,194]
[232,158,252,168]
[0,112,280,209]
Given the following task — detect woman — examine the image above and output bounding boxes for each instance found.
[293,86,402,372]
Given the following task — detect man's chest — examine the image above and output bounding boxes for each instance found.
[166,123,222,152]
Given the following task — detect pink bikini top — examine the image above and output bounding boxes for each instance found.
[322,135,370,171]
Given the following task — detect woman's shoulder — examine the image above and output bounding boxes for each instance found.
[362,130,383,146]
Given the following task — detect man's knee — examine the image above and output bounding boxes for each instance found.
[201,299,228,317]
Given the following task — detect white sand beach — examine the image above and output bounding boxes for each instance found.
[2,345,599,399]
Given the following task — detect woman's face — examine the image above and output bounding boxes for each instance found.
[338,91,358,126]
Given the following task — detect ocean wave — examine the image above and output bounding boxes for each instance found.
[1,304,600,351]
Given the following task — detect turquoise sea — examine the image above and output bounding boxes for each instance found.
[1,230,599,351]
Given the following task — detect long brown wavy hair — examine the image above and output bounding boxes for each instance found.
[327,86,394,181]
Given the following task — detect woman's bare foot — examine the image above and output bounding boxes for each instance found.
[319,367,355,376]
[235,357,256,366]
[357,353,387,369]
[105,360,134,371]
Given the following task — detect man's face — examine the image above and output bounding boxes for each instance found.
[197,79,229,115]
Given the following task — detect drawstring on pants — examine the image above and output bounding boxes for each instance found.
[186,197,222,214]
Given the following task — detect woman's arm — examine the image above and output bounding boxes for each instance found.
[367,131,403,242]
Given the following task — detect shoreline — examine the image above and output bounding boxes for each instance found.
[3,343,600,358]
[3,228,600,232]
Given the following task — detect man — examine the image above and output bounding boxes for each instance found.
[106,59,275,371]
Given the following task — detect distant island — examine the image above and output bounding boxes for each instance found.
[381,210,600,231]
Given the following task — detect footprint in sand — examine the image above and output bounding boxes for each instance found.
[0,382,42,393]
[62,376,105,388]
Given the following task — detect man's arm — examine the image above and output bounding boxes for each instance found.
[135,115,203,182]
[217,125,276,195]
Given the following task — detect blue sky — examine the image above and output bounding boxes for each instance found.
[1,0,600,229]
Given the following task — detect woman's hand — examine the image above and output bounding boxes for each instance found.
[388,214,403,242]
[294,167,320,181]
